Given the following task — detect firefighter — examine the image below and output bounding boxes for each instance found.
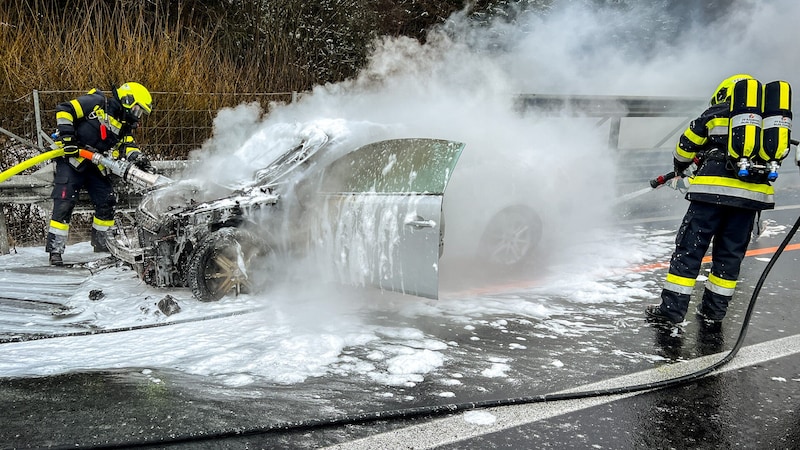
[645,74,790,327]
[46,82,153,266]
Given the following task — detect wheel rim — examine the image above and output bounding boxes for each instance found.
[482,208,542,266]
[201,240,252,299]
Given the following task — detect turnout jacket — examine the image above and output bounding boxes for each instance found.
[55,89,141,170]
[674,102,776,211]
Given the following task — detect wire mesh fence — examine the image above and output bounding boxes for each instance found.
[0,90,299,250]
[13,90,298,156]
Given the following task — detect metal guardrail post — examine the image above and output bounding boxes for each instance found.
[0,125,40,150]
[608,117,621,150]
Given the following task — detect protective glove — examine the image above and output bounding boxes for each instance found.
[127,151,153,172]
[59,135,79,157]
[673,158,692,177]
[666,175,691,193]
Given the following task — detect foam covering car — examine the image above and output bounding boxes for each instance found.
[107,124,464,301]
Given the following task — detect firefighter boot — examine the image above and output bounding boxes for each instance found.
[49,252,64,266]
[91,228,109,253]
[45,231,67,265]
[645,304,675,324]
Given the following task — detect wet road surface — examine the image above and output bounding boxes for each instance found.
[2,191,800,449]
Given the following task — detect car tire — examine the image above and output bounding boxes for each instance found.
[478,205,543,268]
[187,228,269,302]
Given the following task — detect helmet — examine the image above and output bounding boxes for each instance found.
[116,82,153,120]
[710,74,754,105]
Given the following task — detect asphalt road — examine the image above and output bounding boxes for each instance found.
[2,190,800,449]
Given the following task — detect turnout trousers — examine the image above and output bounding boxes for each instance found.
[45,158,116,254]
[659,201,756,323]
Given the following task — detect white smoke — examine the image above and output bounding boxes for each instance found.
[193,0,800,171]
[183,0,800,299]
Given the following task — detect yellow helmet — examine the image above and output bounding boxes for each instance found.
[116,82,153,119]
[710,74,754,105]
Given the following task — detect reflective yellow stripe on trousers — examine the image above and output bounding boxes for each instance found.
[664,273,696,295]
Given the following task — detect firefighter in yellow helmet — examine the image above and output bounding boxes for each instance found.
[645,74,789,328]
[709,73,753,106]
[46,82,153,266]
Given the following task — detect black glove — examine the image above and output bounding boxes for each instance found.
[59,135,79,156]
[674,158,691,176]
[127,151,152,172]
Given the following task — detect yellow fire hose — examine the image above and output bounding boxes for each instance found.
[0,148,65,183]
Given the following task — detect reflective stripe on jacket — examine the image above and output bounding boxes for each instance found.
[674,103,775,211]
[55,89,138,171]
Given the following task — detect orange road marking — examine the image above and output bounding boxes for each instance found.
[442,243,800,298]
[632,243,800,273]
[743,243,800,257]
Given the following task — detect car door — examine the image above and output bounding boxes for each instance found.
[311,138,464,299]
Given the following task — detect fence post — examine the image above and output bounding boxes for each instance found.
[0,208,9,254]
[32,90,44,151]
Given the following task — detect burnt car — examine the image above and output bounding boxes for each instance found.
[107,122,464,301]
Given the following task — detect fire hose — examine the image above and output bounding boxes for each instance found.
[0,148,65,183]
[0,147,171,190]
[76,148,172,189]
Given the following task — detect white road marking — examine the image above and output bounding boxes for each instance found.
[327,333,800,449]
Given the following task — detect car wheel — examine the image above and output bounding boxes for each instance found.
[187,228,269,302]
[478,206,543,268]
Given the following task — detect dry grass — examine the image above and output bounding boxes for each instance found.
[0,0,378,160]
[0,0,509,158]
[0,0,318,94]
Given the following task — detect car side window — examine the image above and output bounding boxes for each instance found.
[319,139,464,195]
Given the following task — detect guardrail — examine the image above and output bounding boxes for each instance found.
[514,94,706,149]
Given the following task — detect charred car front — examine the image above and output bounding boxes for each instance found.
[107,124,464,302]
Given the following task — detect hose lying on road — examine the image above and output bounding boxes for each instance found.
[0,307,265,344]
[39,211,799,449]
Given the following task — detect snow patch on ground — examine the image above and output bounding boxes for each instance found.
[463,410,497,425]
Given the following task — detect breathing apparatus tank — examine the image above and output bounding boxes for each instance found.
[727,78,793,180]
[761,80,793,181]
[727,78,763,178]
